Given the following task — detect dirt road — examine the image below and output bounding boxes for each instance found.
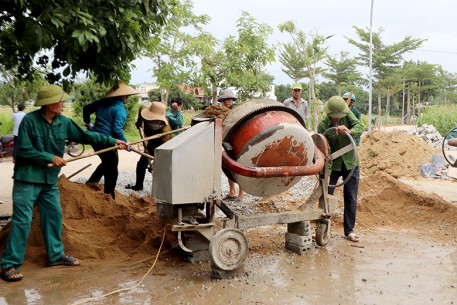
[1,128,457,305]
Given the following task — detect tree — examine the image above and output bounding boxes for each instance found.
[0,66,47,111]
[435,68,457,104]
[347,27,425,125]
[278,44,307,82]
[0,0,173,83]
[278,21,329,131]
[198,38,225,104]
[145,0,210,104]
[323,51,361,95]
[221,11,275,101]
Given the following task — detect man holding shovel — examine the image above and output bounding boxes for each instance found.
[1,84,127,282]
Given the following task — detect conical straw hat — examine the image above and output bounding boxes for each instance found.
[105,82,138,98]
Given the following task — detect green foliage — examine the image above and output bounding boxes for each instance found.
[323,51,361,93]
[0,69,47,110]
[145,0,210,103]
[0,0,174,83]
[417,105,457,136]
[182,109,199,126]
[275,83,310,103]
[278,44,308,82]
[221,11,275,101]
[0,111,14,135]
[347,27,426,84]
[147,88,162,103]
[278,21,330,131]
[71,78,140,132]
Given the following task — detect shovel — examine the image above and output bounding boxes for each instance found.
[48,126,189,167]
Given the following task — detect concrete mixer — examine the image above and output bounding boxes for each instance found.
[152,99,356,278]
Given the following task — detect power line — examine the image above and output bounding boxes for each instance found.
[417,49,457,55]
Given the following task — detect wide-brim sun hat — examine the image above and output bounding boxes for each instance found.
[141,101,167,123]
[105,82,138,98]
[217,89,237,102]
[35,84,70,106]
[324,96,350,119]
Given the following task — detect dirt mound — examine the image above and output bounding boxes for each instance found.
[359,131,439,178]
[0,176,177,264]
[356,171,457,236]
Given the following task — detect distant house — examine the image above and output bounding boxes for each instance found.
[132,83,159,104]
[222,85,277,102]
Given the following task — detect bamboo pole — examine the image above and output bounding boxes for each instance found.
[49,126,189,167]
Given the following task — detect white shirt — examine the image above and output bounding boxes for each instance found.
[13,111,26,136]
[283,97,309,122]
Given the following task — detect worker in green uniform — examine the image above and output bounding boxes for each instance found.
[0,84,128,282]
[318,96,364,242]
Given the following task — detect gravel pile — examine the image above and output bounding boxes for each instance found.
[407,124,444,149]
[75,172,319,216]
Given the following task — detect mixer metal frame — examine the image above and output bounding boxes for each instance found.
[163,117,353,277]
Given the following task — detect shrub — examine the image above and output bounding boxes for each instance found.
[417,105,457,136]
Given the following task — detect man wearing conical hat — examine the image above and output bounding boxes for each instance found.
[83,82,137,199]
[317,96,364,243]
[125,102,173,191]
[1,84,128,282]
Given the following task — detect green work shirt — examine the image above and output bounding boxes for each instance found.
[317,111,364,172]
[351,106,362,146]
[14,109,116,184]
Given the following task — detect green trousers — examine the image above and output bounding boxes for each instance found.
[1,180,64,268]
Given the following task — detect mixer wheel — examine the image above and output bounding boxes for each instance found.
[209,228,248,271]
[315,219,331,247]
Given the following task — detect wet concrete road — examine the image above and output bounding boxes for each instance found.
[1,227,456,305]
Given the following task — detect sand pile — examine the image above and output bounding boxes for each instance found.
[0,176,177,264]
[359,131,440,178]
[355,171,457,236]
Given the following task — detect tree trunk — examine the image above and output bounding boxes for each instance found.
[211,81,218,105]
[401,79,405,124]
[406,89,411,124]
[377,89,382,130]
[385,87,390,119]
[310,74,318,132]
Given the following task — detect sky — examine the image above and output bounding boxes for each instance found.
[130,0,457,85]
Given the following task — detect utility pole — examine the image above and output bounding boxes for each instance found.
[368,0,374,131]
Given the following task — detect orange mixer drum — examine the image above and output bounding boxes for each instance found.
[222,99,315,197]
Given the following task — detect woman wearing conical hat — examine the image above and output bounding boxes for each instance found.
[125,102,173,191]
[83,82,138,199]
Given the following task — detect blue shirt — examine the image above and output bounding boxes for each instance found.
[83,98,127,142]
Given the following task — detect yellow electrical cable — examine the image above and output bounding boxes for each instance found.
[72,226,167,305]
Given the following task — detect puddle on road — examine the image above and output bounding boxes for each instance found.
[1,228,456,305]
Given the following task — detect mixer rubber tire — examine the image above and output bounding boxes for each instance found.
[209,228,248,271]
[315,219,331,247]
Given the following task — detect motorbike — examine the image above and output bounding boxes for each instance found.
[0,133,14,158]
[65,140,85,157]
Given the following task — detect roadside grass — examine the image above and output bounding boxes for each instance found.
[0,112,13,135]
[418,105,457,136]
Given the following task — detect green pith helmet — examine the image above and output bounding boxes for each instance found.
[35,84,70,106]
[217,89,237,102]
[343,92,356,102]
[292,83,302,90]
[324,96,350,118]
